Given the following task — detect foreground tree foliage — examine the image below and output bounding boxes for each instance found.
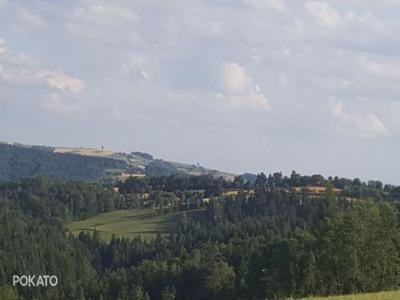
[0,175,400,299]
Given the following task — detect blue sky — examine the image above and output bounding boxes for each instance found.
[1,0,400,183]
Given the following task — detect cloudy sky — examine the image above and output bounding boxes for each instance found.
[1,0,400,183]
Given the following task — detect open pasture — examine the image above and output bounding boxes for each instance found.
[67,208,206,241]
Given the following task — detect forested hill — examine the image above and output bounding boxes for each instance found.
[0,143,235,182]
[0,144,129,182]
[1,175,400,299]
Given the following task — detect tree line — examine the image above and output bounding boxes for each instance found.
[119,171,400,201]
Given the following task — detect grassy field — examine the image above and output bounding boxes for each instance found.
[293,186,342,194]
[54,147,115,157]
[67,208,206,241]
[302,290,400,300]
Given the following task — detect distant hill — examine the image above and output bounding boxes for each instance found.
[0,144,129,182]
[0,142,236,182]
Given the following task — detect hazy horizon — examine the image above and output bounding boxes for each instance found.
[1,1,400,184]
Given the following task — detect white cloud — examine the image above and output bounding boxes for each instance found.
[359,58,400,82]
[305,1,343,28]
[121,53,150,82]
[41,93,82,113]
[9,53,40,68]
[112,104,124,120]
[67,4,138,40]
[243,0,287,12]
[332,101,390,138]
[15,10,47,31]
[269,0,286,12]
[80,4,138,25]
[0,38,6,56]
[0,42,84,112]
[0,40,39,68]
[0,40,83,94]
[218,63,271,111]
[37,70,84,94]
[220,63,248,95]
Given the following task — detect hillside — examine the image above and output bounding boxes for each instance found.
[0,142,235,182]
[0,143,129,182]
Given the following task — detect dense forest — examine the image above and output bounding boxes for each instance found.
[1,173,400,299]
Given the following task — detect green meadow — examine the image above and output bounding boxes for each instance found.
[67,207,206,241]
[303,291,400,300]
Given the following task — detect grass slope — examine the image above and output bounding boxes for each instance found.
[67,208,206,241]
[54,147,115,158]
[303,291,400,300]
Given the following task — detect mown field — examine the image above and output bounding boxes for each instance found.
[67,208,206,241]
[54,147,115,157]
[302,290,400,300]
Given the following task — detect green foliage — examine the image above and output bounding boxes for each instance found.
[0,177,122,220]
[0,286,20,300]
[145,160,179,176]
[161,286,176,300]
